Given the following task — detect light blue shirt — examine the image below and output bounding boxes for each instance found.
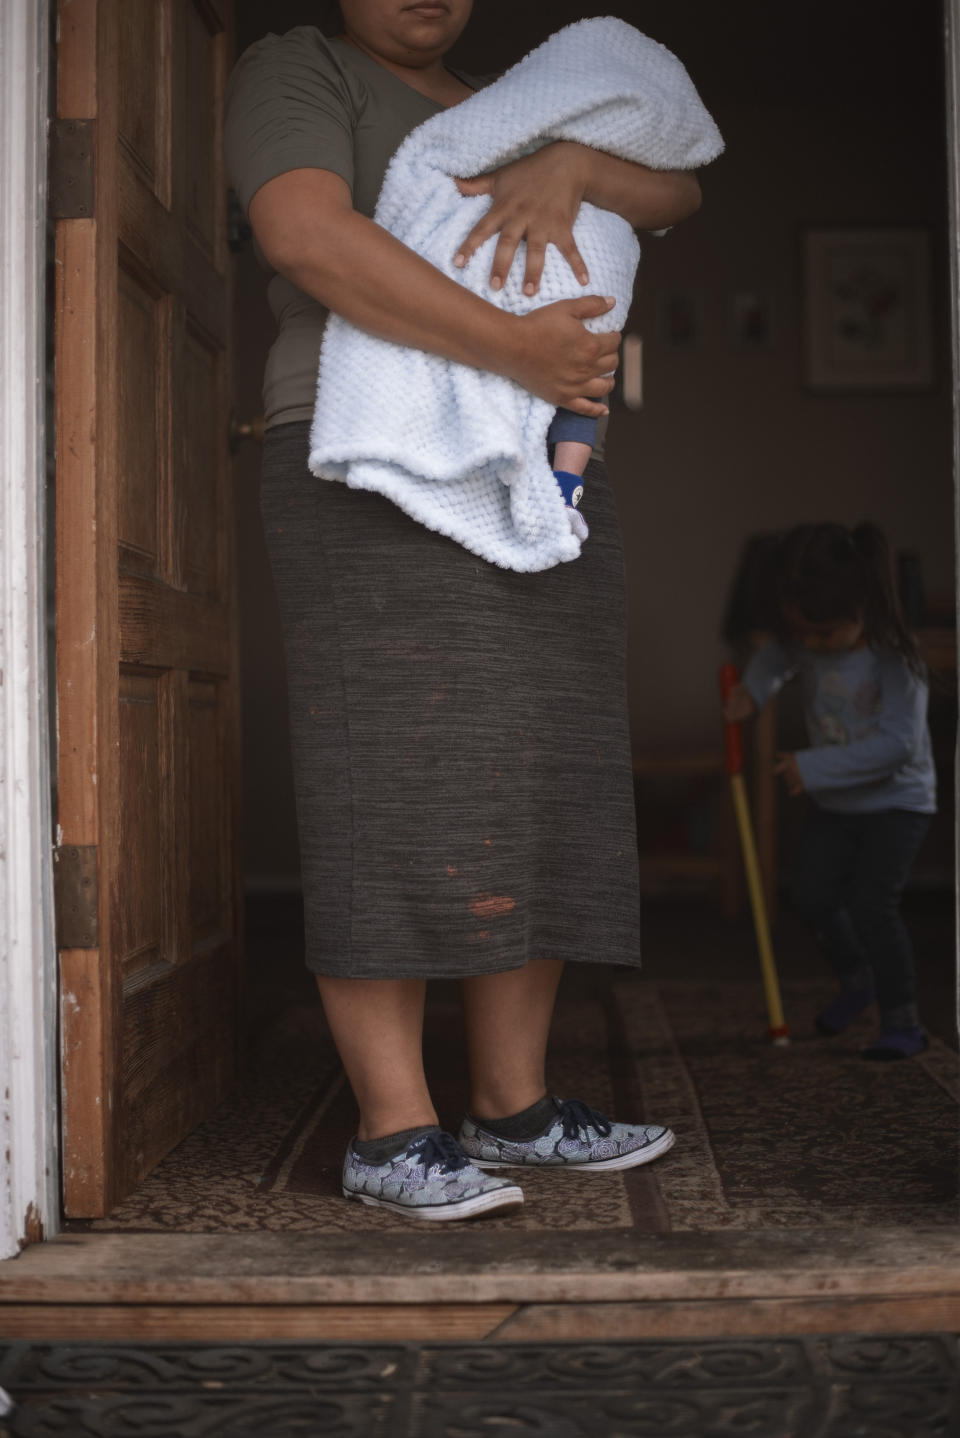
[743,641,936,815]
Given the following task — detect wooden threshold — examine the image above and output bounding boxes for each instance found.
[2,1227,959,1341]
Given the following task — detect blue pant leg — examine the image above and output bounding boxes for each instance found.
[547,407,598,450]
[789,805,871,987]
[843,809,931,1026]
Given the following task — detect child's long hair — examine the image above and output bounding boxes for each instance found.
[769,522,925,676]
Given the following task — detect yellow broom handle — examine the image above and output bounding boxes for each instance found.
[719,663,788,1041]
[730,772,787,1034]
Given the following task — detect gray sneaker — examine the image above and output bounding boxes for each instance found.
[342,1128,524,1221]
[458,1098,675,1173]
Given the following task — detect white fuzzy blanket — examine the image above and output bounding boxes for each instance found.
[308,18,723,572]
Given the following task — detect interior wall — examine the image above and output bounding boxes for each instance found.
[616,95,954,751]
[233,0,954,884]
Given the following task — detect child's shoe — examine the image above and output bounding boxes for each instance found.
[553,470,589,541]
[861,1027,929,1061]
[342,1128,523,1220]
[815,983,875,1036]
[459,1097,674,1173]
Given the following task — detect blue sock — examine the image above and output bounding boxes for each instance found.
[553,470,584,509]
[861,1027,928,1061]
[553,470,588,541]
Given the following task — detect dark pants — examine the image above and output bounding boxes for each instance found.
[789,803,931,1028]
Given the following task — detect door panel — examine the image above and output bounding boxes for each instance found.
[117,267,163,579]
[55,0,239,1217]
[117,1,170,199]
[182,327,222,596]
[116,670,164,978]
[185,4,220,255]
[188,680,225,937]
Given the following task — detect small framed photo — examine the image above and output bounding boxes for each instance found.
[657,291,702,350]
[803,228,934,389]
[731,291,774,350]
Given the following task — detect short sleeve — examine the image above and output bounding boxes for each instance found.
[224,26,356,215]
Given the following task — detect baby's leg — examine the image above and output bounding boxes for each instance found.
[553,439,593,479]
[547,409,597,541]
[548,409,597,475]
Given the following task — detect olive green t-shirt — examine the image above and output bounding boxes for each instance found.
[224,26,608,456]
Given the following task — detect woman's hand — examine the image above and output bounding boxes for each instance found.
[723,684,757,724]
[774,752,805,797]
[454,142,590,296]
[505,295,620,414]
[454,141,702,296]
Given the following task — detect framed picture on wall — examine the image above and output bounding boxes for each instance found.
[803,228,934,389]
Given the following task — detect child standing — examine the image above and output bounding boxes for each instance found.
[723,522,936,1059]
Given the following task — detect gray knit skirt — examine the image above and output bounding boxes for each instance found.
[260,420,641,979]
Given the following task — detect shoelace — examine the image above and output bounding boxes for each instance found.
[406,1131,469,1174]
[558,1098,613,1142]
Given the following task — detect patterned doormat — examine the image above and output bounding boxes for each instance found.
[2,1335,958,1436]
[73,974,958,1235]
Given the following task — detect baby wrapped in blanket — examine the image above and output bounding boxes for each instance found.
[309,17,724,572]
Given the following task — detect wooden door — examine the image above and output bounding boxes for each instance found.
[54,0,240,1217]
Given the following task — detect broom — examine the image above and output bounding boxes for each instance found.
[719,663,790,1046]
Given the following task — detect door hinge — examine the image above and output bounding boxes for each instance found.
[49,119,95,220]
[53,844,99,949]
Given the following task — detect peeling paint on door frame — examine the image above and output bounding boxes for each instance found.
[0,0,60,1260]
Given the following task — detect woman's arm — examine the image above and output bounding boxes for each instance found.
[454,141,702,295]
[251,169,617,417]
[249,167,621,417]
[581,148,702,229]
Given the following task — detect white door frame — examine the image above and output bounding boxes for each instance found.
[948,0,960,1033]
[0,0,58,1261]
